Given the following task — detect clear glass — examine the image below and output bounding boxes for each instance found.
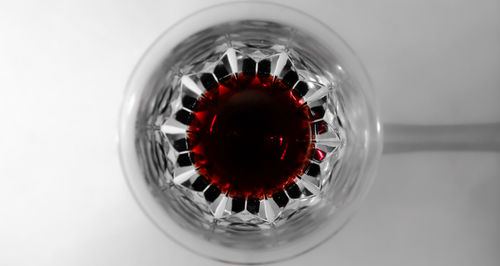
[119,2,382,264]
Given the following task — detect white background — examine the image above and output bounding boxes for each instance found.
[1,0,499,265]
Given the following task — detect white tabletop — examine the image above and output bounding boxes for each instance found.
[1,0,499,265]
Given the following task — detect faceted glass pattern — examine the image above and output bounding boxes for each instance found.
[146,43,345,226]
[122,5,382,262]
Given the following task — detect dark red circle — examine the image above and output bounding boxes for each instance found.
[188,74,313,198]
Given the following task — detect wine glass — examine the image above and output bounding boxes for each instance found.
[119,2,382,264]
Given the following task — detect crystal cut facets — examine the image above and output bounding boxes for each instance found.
[172,138,189,152]
[312,148,327,163]
[214,63,230,81]
[285,182,302,199]
[231,197,245,213]
[158,48,344,224]
[281,70,299,88]
[310,106,326,120]
[175,109,194,125]
[191,175,210,192]
[272,52,293,78]
[292,81,309,98]
[261,198,279,221]
[246,198,260,214]
[199,73,218,91]
[257,59,271,77]
[204,185,221,202]
[297,177,320,196]
[181,95,198,111]
[173,167,197,185]
[272,191,289,208]
[305,163,321,177]
[180,75,204,96]
[213,195,229,218]
[241,58,257,75]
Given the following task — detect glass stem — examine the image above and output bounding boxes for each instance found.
[383,123,500,154]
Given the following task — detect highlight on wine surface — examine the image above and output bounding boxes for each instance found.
[120,2,382,264]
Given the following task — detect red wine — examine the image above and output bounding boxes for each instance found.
[188,73,314,199]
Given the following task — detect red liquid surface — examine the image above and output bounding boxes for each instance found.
[188,74,313,198]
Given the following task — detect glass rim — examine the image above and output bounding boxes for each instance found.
[118,1,383,264]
